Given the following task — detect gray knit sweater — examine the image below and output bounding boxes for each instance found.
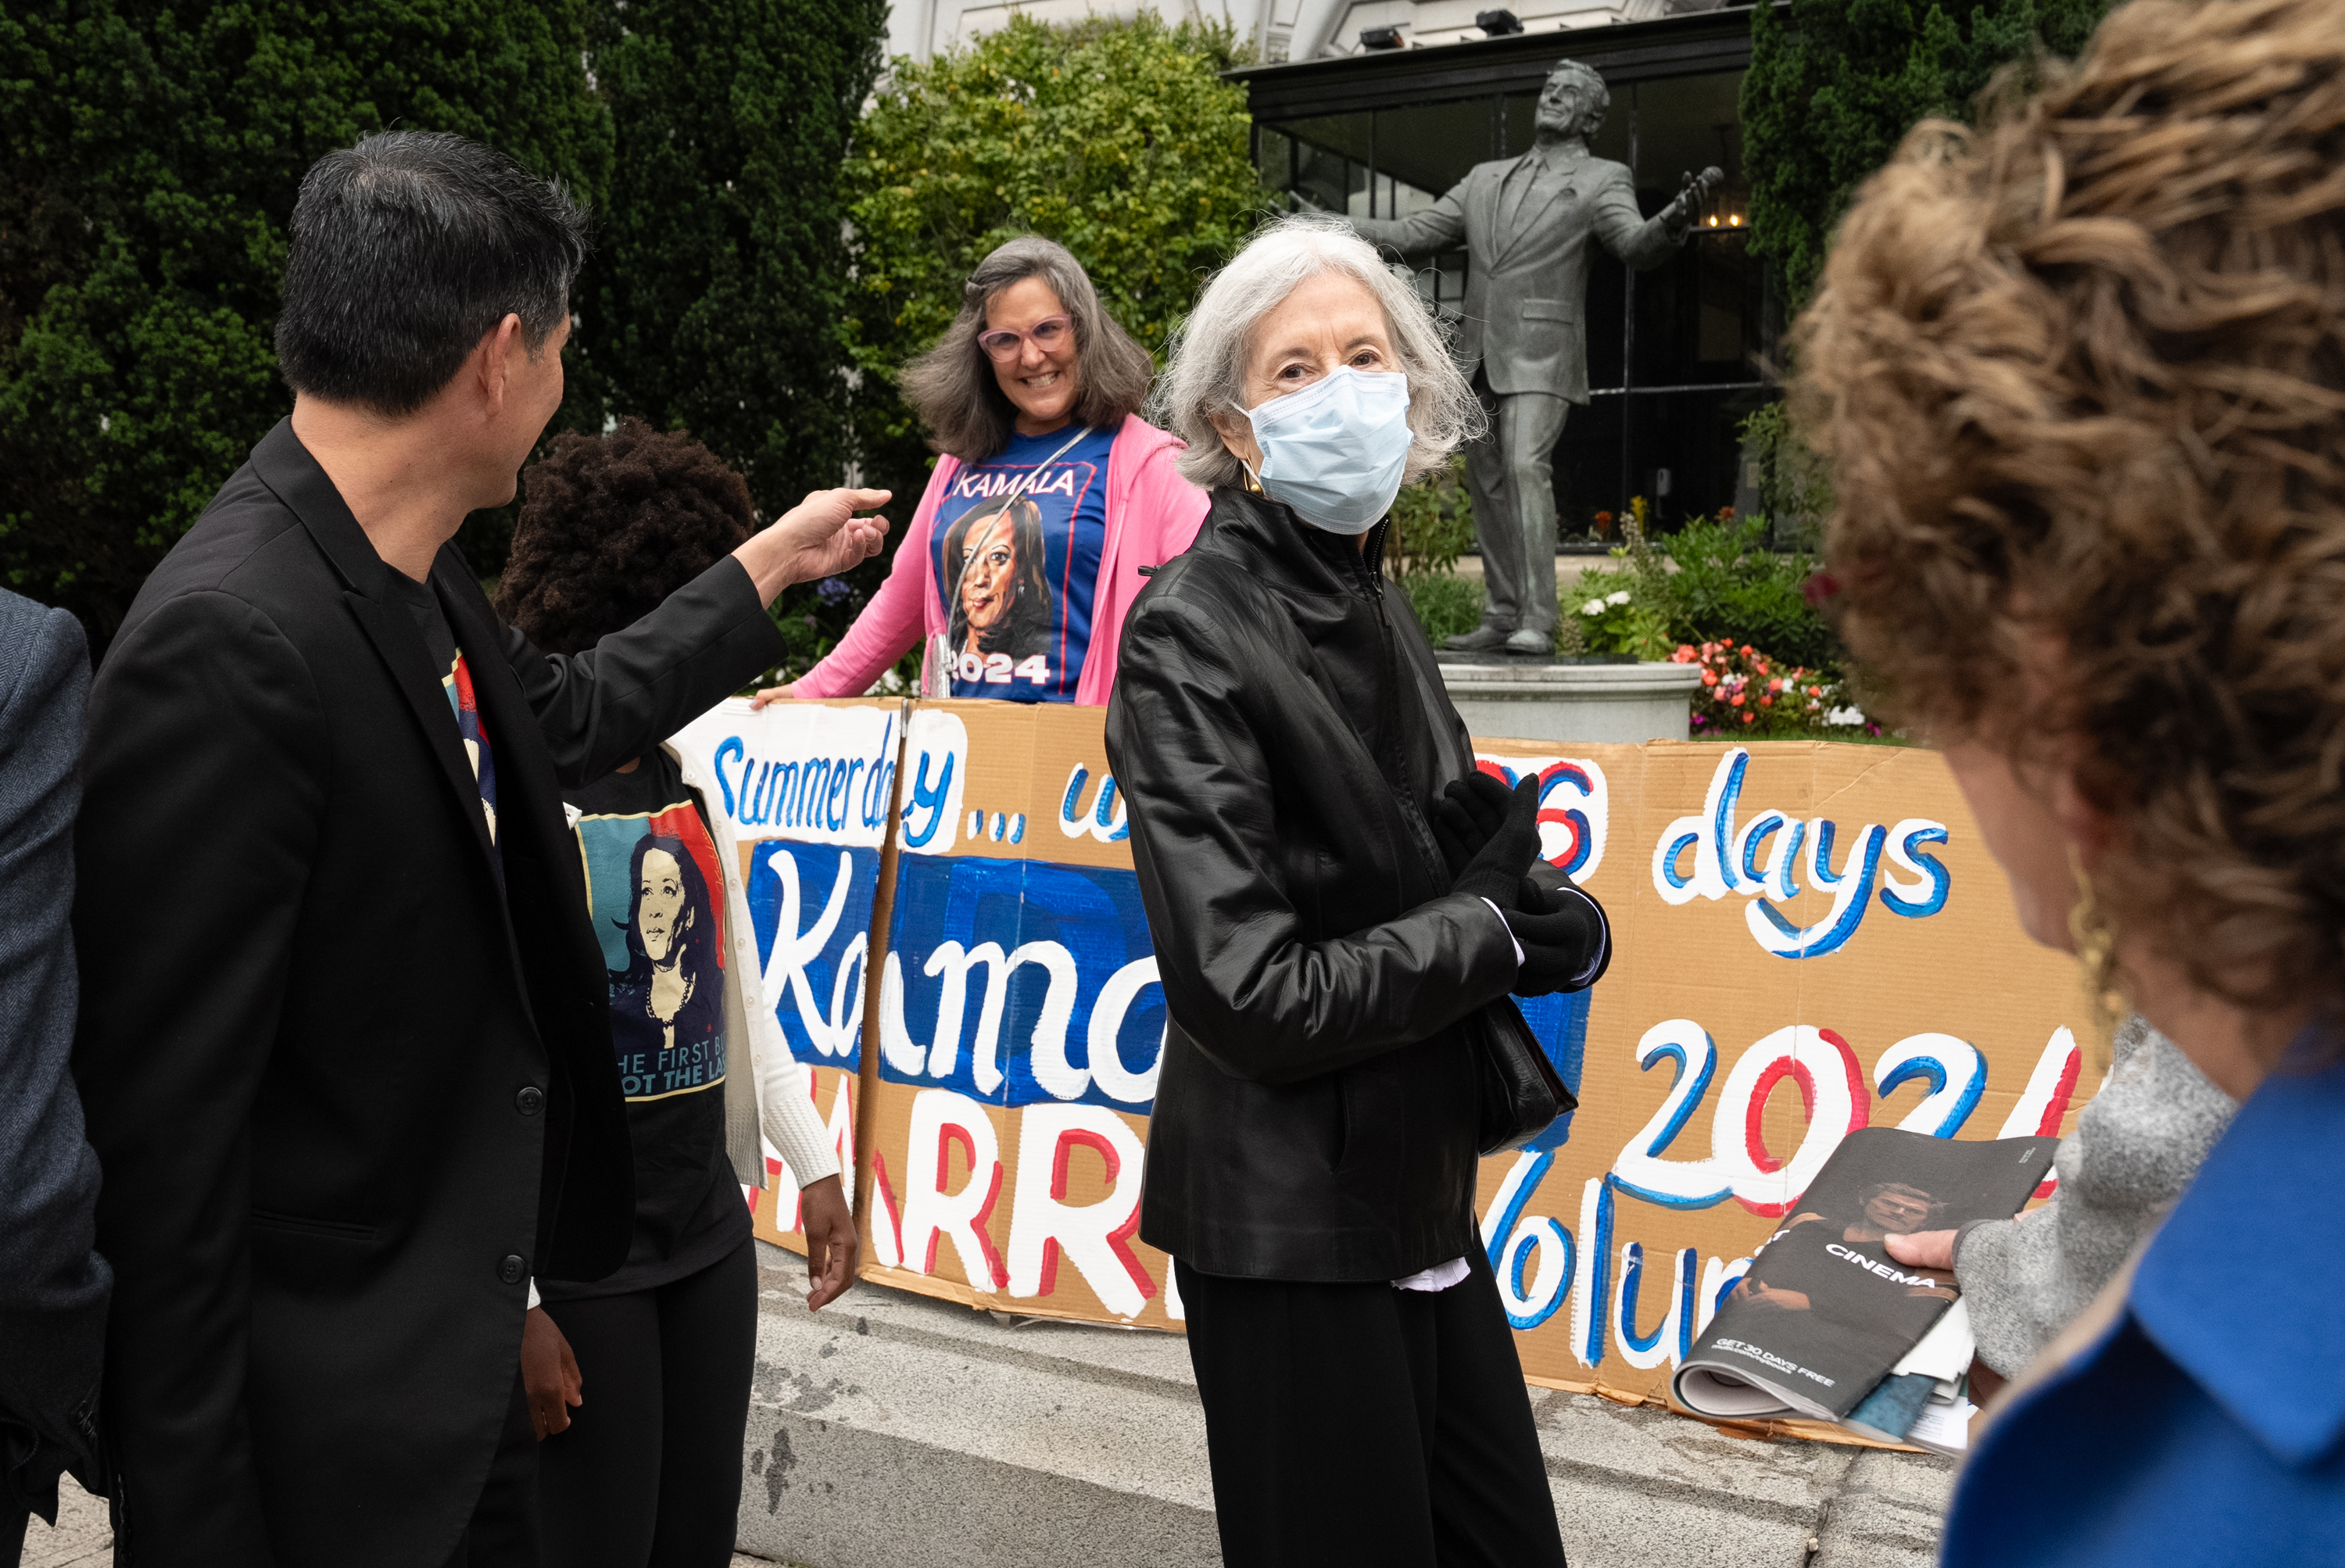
[1957,1016,2236,1376]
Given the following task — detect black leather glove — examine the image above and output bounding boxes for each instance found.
[1505,882,1611,996]
[1448,775,1543,910]
[1430,770,1515,879]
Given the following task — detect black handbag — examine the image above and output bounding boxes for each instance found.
[1473,996,1577,1157]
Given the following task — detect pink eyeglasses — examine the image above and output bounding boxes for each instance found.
[977,315,1073,363]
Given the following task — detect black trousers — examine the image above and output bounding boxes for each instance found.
[1176,1248,1567,1568]
[442,1369,542,1568]
[536,1239,757,1568]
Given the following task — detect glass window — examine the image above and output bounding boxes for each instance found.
[1548,396,1625,542]
[1368,98,1491,310]
[1626,71,1760,390]
[1622,385,1772,524]
[1257,125,1294,194]
[1283,113,1373,216]
[1373,98,1491,201]
[1631,71,1746,218]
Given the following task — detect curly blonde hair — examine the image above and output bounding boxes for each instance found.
[1792,0,2345,1011]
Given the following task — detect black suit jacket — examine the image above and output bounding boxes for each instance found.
[72,419,786,1565]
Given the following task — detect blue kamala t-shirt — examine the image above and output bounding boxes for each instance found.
[929,424,1115,701]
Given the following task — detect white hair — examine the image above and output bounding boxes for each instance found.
[1150,212,1482,491]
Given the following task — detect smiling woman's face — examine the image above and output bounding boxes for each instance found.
[986,276,1080,438]
[958,514,1018,632]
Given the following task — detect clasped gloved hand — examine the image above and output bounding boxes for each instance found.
[1440,773,1544,910]
[1505,883,1611,997]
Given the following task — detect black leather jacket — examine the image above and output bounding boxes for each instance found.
[1108,486,1580,1282]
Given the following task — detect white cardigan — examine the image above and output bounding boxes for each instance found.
[668,742,841,1196]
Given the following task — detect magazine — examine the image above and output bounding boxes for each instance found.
[1671,1126,2057,1454]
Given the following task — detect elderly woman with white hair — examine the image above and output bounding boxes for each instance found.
[1104,213,1610,1565]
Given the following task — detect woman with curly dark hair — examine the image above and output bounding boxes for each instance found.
[498,419,857,1568]
[1792,1,2345,1561]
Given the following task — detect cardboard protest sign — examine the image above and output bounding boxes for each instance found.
[855,698,1180,1326]
[669,697,901,1254]
[1464,739,2093,1424]
[675,696,2095,1437]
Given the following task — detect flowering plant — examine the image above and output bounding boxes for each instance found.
[1673,640,1860,737]
[1573,586,1636,649]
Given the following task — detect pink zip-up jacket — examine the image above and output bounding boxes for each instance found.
[793,413,1209,706]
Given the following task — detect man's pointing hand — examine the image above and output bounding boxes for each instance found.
[734,486,892,605]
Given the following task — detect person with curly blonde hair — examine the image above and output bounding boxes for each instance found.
[1792,0,2345,1560]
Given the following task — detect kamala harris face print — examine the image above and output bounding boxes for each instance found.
[943,493,1054,671]
[610,831,723,1058]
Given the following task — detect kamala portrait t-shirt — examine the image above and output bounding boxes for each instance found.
[929,423,1115,702]
[541,751,751,1301]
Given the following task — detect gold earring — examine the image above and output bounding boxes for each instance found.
[2065,845,2125,1067]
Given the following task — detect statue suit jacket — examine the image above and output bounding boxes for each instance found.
[1355,149,1683,403]
[72,417,786,1566]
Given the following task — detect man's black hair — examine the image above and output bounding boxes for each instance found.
[274,130,591,417]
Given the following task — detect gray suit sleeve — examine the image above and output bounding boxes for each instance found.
[1588,166,1685,271]
[495,556,788,786]
[1353,181,1471,257]
[0,600,109,1462]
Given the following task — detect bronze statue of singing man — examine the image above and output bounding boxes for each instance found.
[1352,59,1721,655]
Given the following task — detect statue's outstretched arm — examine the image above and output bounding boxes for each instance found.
[1350,181,1469,258]
[1597,164,1725,270]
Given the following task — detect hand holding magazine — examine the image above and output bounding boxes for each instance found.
[1672,1127,2057,1454]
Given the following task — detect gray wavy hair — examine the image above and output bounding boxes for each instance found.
[1151,213,1480,491]
[899,236,1155,462]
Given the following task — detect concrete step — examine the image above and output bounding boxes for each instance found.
[736,1245,1957,1568]
[15,1248,1954,1568]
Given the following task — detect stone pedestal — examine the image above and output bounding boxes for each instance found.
[1438,660,1704,745]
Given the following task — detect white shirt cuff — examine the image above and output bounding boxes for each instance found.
[1479,897,1525,965]
[1556,884,1610,987]
[1392,1256,1472,1292]
[527,1278,540,1311]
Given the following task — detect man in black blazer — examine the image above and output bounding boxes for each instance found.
[71,131,887,1566]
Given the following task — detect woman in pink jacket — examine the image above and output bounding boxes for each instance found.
[762,237,1208,707]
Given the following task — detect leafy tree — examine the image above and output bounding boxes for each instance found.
[1742,0,2114,305]
[0,0,610,649]
[841,13,1266,527]
[572,0,885,678]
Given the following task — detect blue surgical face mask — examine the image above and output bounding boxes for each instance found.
[1244,367,1412,535]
